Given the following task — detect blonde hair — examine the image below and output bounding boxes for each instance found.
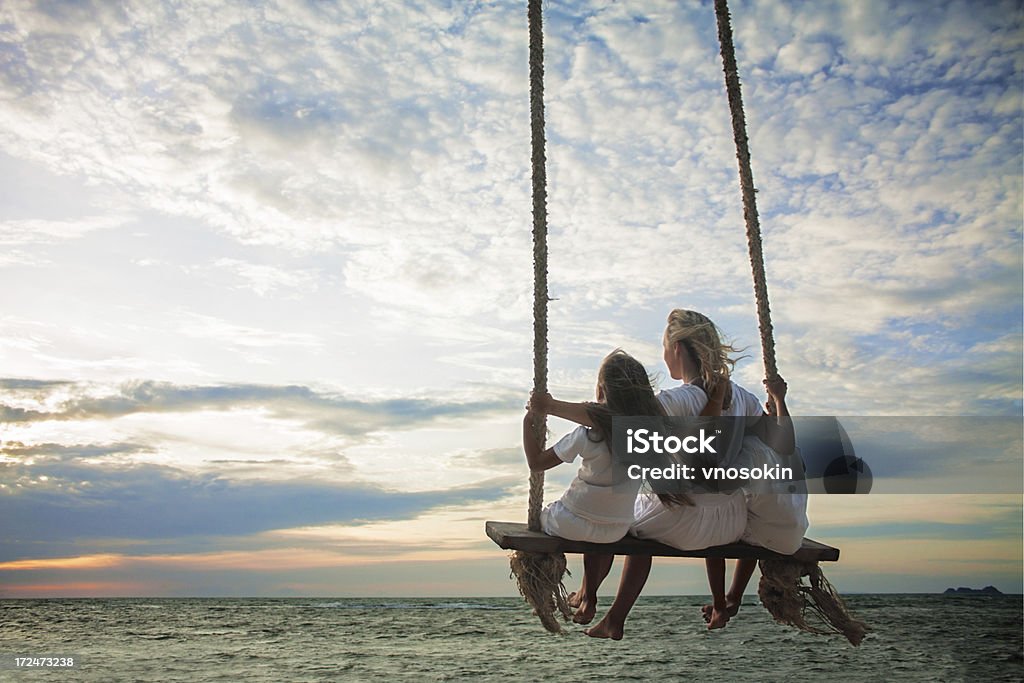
[664,309,742,408]
[659,310,743,508]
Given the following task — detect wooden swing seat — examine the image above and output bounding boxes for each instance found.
[486,521,839,562]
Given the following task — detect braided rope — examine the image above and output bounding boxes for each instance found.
[713,2,868,644]
[527,0,548,532]
[511,2,571,635]
[713,0,778,382]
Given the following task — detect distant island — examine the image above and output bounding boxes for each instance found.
[943,586,1003,595]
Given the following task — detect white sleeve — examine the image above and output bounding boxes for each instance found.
[657,384,707,416]
[748,390,765,417]
[552,425,591,463]
[732,382,765,417]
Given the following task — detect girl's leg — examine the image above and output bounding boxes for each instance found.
[574,552,614,624]
[702,558,756,622]
[705,557,729,629]
[727,557,757,607]
[585,554,653,640]
[568,575,586,609]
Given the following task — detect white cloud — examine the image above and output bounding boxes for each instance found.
[0,0,1019,420]
[775,40,835,76]
[212,258,320,297]
[0,215,131,246]
[0,0,1019,598]
[173,310,322,350]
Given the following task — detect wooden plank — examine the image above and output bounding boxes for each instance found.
[486,521,839,562]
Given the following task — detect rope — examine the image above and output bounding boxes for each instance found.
[713,0,777,382]
[527,0,549,533]
[759,559,870,646]
[510,0,571,635]
[714,0,867,644]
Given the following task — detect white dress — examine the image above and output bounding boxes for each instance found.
[630,490,748,550]
[540,425,641,543]
[630,381,809,554]
[738,436,809,555]
[628,382,758,549]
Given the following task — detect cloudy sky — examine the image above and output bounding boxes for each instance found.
[0,0,1021,597]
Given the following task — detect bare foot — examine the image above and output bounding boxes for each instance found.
[701,598,740,623]
[572,597,596,625]
[706,605,730,630]
[567,591,582,610]
[584,615,623,640]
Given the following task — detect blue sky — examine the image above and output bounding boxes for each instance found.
[0,0,1021,597]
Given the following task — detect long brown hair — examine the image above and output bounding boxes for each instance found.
[583,350,665,443]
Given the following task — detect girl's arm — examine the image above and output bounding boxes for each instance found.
[523,411,562,471]
[764,376,788,418]
[701,379,727,417]
[528,392,595,427]
[754,377,795,454]
[529,381,725,425]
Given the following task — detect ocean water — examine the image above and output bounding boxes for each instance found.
[1,595,1021,682]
